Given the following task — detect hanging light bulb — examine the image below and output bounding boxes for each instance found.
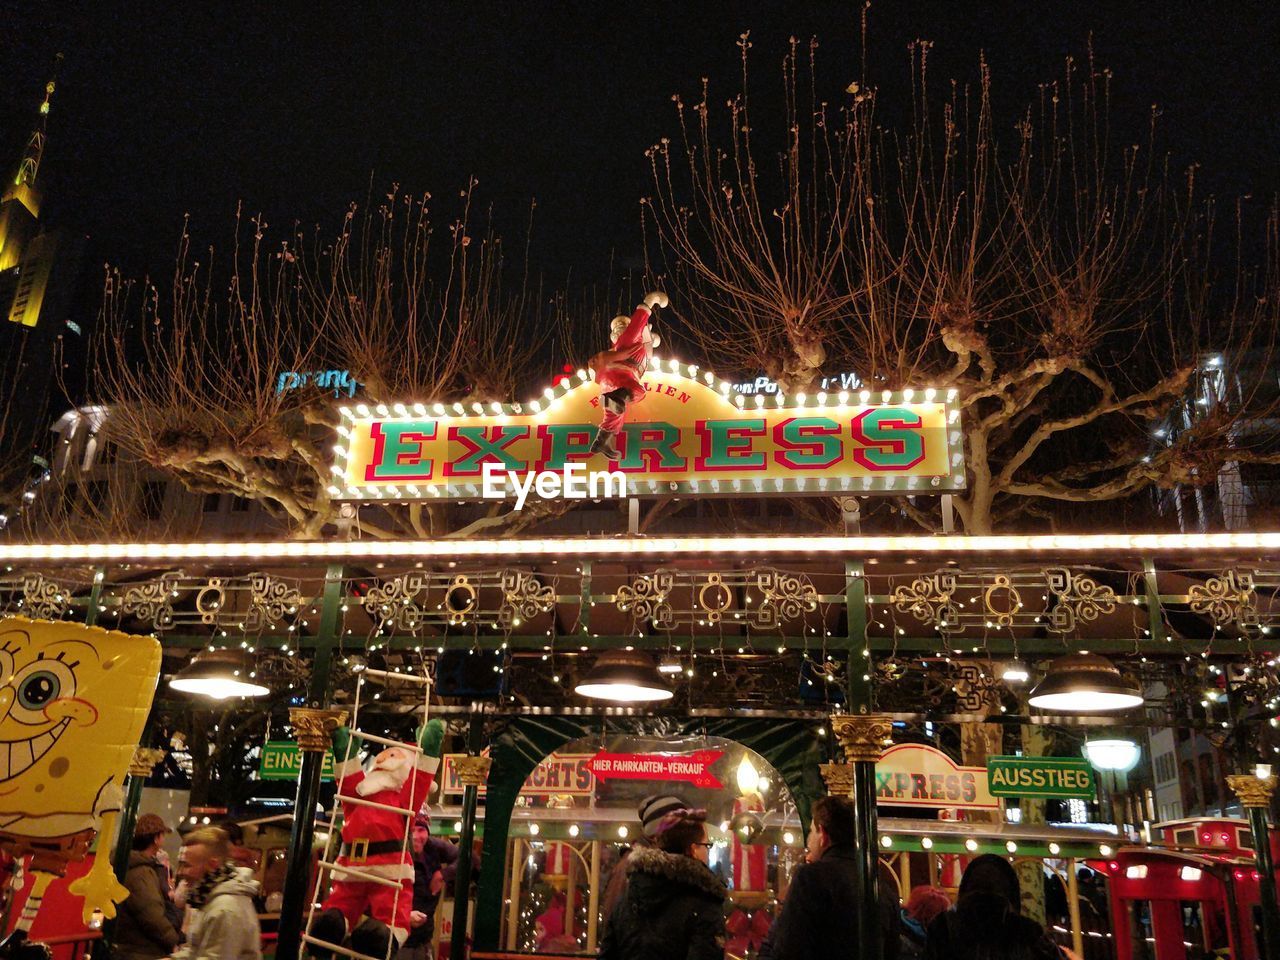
[1001,660,1030,684]
[1028,653,1142,712]
[657,655,684,675]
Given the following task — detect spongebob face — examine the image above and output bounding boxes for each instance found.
[0,617,160,836]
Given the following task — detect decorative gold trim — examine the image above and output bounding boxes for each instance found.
[453,755,492,787]
[289,707,348,752]
[831,714,893,763]
[1227,773,1277,809]
[819,762,854,796]
[128,748,167,778]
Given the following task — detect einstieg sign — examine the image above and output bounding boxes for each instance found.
[258,741,336,781]
[986,756,1096,800]
[331,363,964,504]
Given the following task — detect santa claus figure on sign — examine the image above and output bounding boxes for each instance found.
[309,719,445,960]
[588,290,668,460]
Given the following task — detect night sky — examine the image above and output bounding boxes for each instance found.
[3,1,1278,293]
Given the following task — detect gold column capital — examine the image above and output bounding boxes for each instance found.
[819,762,854,796]
[289,707,348,752]
[128,748,167,778]
[1228,773,1277,809]
[453,755,492,787]
[831,713,893,763]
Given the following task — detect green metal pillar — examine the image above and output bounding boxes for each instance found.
[1228,774,1280,960]
[275,565,346,960]
[449,716,488,960]
[836,562,890,960]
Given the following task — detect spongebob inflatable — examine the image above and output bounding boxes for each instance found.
[0,617,160,956]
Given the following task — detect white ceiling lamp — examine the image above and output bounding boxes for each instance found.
[1028,653,1142,712]
[574,650,673,703]
[169,650,269,700]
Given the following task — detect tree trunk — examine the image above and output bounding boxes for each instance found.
[1016,723,1049,926]
[960,718,1003,825]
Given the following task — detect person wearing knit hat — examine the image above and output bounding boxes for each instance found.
[599,795,690,939]
[599,806,727,960]
[114,815,183,960]
[638,794,687,839]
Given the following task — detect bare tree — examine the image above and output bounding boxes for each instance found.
[645,34,1280,533]
[86,183,553,539]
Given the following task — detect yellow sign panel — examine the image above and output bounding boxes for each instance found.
[334,364,964,502]
[876,743,998,810]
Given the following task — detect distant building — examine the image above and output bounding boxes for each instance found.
[1154,353,1280,532]
[0,57,87,515]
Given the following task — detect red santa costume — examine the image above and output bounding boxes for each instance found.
[588,291,666,458]
[324,745,440,946]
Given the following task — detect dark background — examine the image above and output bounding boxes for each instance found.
[3,1,1278,299]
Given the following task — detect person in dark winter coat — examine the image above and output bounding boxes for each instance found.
[399,815,459,960]
[600,794,687,939]
[924,854,1065,960]
[598,807,726,960]
[759,796,900,960]
[113,814,182,960]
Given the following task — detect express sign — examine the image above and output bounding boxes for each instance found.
[332,364,964,502]
[875,743,998,810]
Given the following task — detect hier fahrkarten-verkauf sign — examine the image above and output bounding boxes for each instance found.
[331,364,965,504]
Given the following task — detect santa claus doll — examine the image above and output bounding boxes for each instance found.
[309,719,445,959]
[588,290,668,460]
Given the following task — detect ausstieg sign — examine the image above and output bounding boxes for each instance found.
[331,362,965,503]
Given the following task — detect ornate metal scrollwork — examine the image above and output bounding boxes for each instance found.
[889,567,1117,636]
[615,568,819,631]
[614,571,675,626]
[364,573,429,632]
[14,574,72,620]
[362,569,555,632]
[122,573,180,628]
[950,662,1003,712]
[1189,568,1263,633]
[117,572,302,633]
[500,570,555,627]
[1043,568,1117,633]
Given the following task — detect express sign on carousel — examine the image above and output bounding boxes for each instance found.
[331,363,964,505]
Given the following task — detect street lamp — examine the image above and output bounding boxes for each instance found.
[1083,738,1141,836]
[1082,739,1141,772]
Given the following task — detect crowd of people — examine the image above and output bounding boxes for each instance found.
[113,817,261,960]
[109,811,470,960]
[599,794,1084,960]
[102,794,1086,960]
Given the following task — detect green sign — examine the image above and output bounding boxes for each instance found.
[258,741,336,781]
[986,756,1095,800]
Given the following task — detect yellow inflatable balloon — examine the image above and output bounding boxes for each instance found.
[0,616,161,926]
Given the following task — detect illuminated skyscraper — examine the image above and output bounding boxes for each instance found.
[0,55,86,494]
